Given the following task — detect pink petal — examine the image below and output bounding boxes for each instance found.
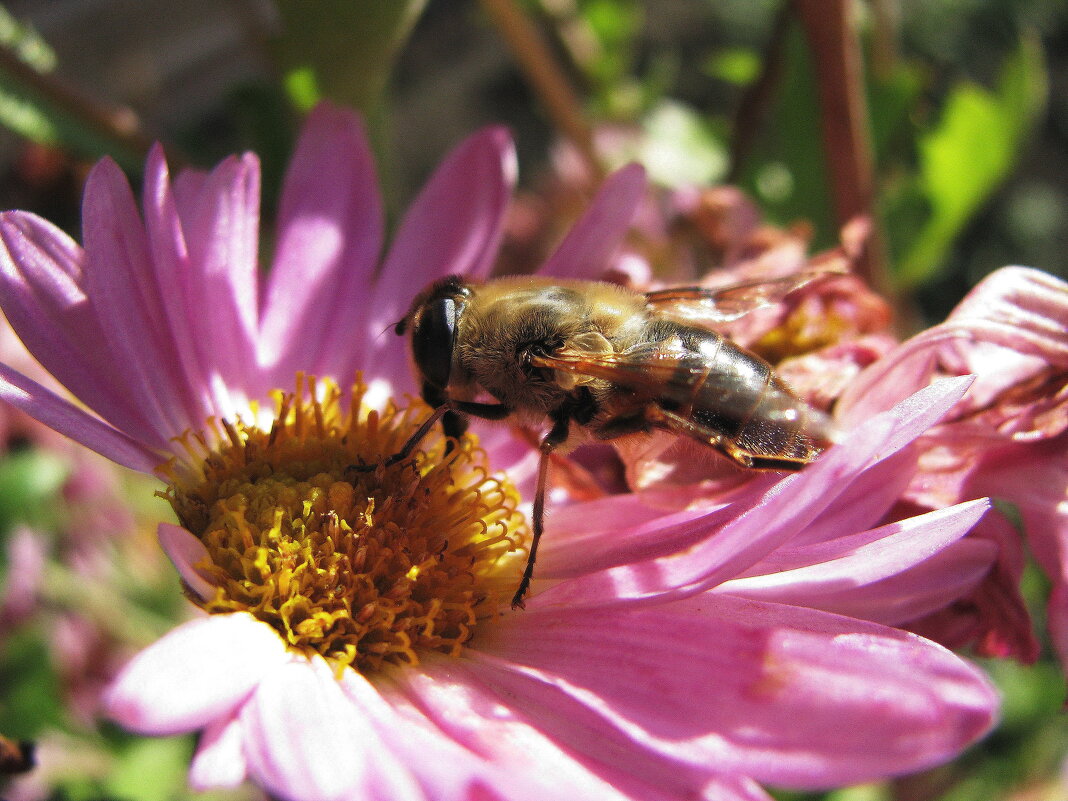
[81,157,205,438]
[802,539,998,625]
[538,164,647,279]
[733,499,990,589]
[966,436,1066,579]
[242,657,421,801]
[473,593,997,789]
[339,671,484,801]
[259,103,384,388]
[739,497,977,579]
[367,126,516,394]
[148,147,261,409]
[189,714,247,790]
[720,500,994,618]
[104,613,289,735]
[386,659,715,801]
[481,427,540,495]
[0,362,161,472]
[839,266,1068,424]
[0,212,161,444]
[961,436,1067,663]
[539,496,737,578]
[948,266,1068,365]
[344,669,521,801]
[533,377,973,608]
[140,147,212,420]
[700,776,776,801]
[157,523,215,600]
[172,166,208,219]
[785,447,918,548]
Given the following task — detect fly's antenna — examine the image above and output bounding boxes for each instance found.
[379,317,407,340]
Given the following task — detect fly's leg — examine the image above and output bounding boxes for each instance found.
[511,412,570,609]
[451,399,514,420]
[423,382,514,451]
[590,413,653,440]
[442,410,468,444]
[646,406,810,472]
[347,395,512,474]
[346,404,450,474]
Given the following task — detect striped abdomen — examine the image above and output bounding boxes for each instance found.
[649,322,835,462]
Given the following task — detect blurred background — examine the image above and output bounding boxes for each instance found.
[0,1,1065,799]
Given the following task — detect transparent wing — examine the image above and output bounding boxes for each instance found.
[644,265,847,323]
[529,338,710,387]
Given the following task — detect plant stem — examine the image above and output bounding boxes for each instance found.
[793,0,891,296]
[480,0,604,180]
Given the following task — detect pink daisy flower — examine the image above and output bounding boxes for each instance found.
[0,103,997,800]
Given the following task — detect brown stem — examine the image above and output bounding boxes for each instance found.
[792,0,890,295]
[479,0,604,180]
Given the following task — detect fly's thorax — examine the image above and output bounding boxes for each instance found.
[452,281,599,412]
[452,281,645,407]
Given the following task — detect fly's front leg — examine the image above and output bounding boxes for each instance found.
[422,382,467,447]
[346,404,450,475]
[512,411,570,609]
[449,399,514,421]
[422,381,514,446]
[347,388,512,476]
[444,398,515,454]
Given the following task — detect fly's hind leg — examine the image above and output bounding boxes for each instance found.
[646,406,810,472]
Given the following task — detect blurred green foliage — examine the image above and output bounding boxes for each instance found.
[550,0,1065,299]
[0,0,1063,293]
[0,5,141,169]
[273,1,427,116]
[891,35,1046,287]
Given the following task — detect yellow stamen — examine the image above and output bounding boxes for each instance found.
[158,375,527,673]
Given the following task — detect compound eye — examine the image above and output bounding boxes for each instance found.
[411,296,458,388]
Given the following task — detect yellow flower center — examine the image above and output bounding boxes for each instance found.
[158,375,527,673]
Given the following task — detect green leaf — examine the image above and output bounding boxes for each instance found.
[104,736,195,801]
[580,0,641,87]
[0,6,141,167]
[0,5,56,72]
[705,47,761,86]
[895,35,1047,286]
[271,2,427,121]
[867,61,924,165]
[0,629,63,737]
[0,72,140,166]
[825,784,891,801]
[734,25,835,248]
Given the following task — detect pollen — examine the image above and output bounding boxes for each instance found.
[752,304,851,364]
[158,375,527,673]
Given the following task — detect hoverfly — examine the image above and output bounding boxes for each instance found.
[386,269,840,608]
